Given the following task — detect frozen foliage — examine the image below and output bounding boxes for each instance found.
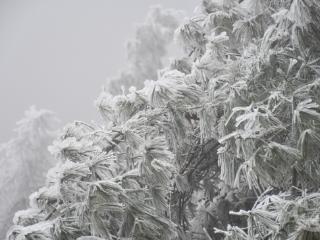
[107,6,182,94]
[6,0,320,240]
[0,106,59,238]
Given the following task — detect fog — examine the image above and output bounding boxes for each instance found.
[0,0,196,142]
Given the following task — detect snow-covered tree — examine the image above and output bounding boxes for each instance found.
[6,1,320,240]
[0,106,59,238]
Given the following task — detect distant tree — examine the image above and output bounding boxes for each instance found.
[107,5,182,94]
[0,106,58,238]
[6,1,320,240]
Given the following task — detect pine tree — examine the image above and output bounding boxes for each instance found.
[6,1,320,240]
[0,106,58,238]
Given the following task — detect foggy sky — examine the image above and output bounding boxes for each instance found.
[0,0,196,142]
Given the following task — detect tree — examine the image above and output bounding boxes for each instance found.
[0,106,59,238]
[6,1,320,240]
[107,5,182,94]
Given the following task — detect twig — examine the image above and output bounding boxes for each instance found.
[203,227,213,240]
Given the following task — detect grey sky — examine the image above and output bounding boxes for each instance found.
[0,0,197,142]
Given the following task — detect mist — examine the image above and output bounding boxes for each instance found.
[0,0,195,142]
